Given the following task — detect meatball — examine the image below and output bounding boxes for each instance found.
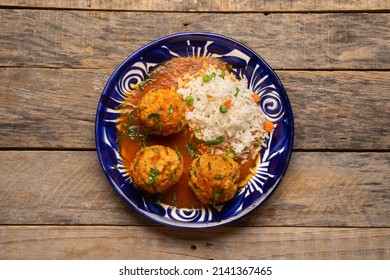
[188,154,240,205]
[139,87,187,136]
[129,145,183,194]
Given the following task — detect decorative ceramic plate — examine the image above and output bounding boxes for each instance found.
[95,32,294,228]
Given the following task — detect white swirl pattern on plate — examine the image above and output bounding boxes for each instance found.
[115,61,158,97]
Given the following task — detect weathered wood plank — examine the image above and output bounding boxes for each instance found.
[0,68,107,148]
[0,226,388,259]
[280,71,390,150]
[1,0,389,12]
[1,10,389,69]
[1,69,389,149]
[0,151,388,227]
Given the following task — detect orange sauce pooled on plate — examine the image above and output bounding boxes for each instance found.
[117,57,257,208]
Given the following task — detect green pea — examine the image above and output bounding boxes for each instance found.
[185,96,194,106]
[202,74,212,83]
[219,104,228,113]
[227,151,236,159]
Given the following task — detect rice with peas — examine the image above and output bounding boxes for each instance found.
[177,62,269,161]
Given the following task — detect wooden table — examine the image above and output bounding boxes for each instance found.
[0,1,389,260]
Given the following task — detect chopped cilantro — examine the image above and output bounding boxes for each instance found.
[174,145,182,162]
[204,136,224,146]
[185,143,198,158]
[146,167,159,186]
[169,104,173,116]
[234,87,240,97]
[127,126,138,138]
[147,113,162,133]
[213,190,224,207]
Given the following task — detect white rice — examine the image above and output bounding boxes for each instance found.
[177,63,269,161]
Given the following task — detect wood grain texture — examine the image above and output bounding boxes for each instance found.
[1,0,389,12]
[0,0,388,264]
[1,69,389,149]
[0,68,108,148]
[0,226,388,259]
[0,151,388,227]
[279,71,390,150]
[1,10,389,69]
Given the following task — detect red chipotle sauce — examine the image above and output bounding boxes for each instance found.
[116,57,257,208]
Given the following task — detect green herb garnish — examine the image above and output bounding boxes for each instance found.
[127,126,138,138]
[147,113,162,133]
[146,166,159,186]
[128,114,134,126]
[213,190,224,207]
[185,143,198,158]
[137,76,154,89]
[174,145,182,162]
[234,87,240,97]
[177,121,183,132]
[141,137,148,150]
[204,136,224,146]
[172,193,177,204]
[169,169,176,181]
[189,166,197,175]
[140,125,149,150]
[169,104,173,116]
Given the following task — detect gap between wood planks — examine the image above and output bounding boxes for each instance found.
[0,5,389,14]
